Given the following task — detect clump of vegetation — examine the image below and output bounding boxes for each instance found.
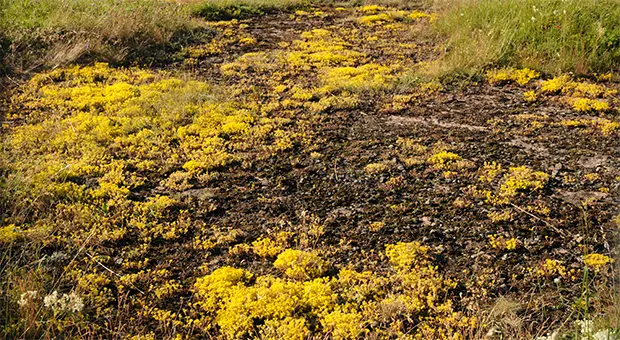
[487,67,540,85]
[583,253,614,271]
[498,166,550,199]
[427,150,462,169]
[273,249,326,280]
[0,0,210,73]
[433,0,620,75]
[192,243,476,339]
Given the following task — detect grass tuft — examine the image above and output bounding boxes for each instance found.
[432,0,620,75]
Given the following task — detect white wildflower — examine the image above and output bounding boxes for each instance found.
[576,319,594,335]
[18,290,38,307]
[592,329,620,340]
[536,331,558,340]
[43,290,84,313]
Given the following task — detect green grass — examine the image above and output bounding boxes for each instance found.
[0,0,211,73]
[191,0,308,21]
[432,0,620,76]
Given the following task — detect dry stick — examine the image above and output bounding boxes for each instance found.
[85,252,146,296]
[509,203,566,235]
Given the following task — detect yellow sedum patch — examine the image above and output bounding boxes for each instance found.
[571,98,610,112]
[364,162,390,175]
[487,68,540,86]
[321,63,399,93]
[488,234,518,250]
[427,151,462,170]
[584,253,614,271]
[274,249,327,280]
[498,166,549,198]
[193,242,475,339]
[385,241,429,271]
[0,224,24,245]
[531,259,567,278]
[252,237,285,257]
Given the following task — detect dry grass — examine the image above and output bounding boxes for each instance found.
[0,0,211,73]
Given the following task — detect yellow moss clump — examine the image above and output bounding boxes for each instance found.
[498,166,549,198]
[571,98,610,112]
[541,75,616,99]
[594,119,620,135]
[359,13,394,25]
[321,308,364,339]
[488,234,518,250]
[523,90,537,102]
[252,238,284,257]
[487,210,513,223]
[384,241,429,271]
[260,317,309,340]
[0,225,24,245]
[541,75,572,93]
[221,52,280,76]
[360,5,385,14]
[369,221,385,232]
[397,137,427,155]
[287,29,363,68]
[320,63,399,93]
[478,161,502,183]
[184,40,224,58]
[364,162,390,175]
[584,253,614,271]
[531,259,567,278]
[274,249,327,280]
[194,241,475,339]
[427,151,462,169]
[487,68,540,86]
[408,10,434,20]
[194,267,253,313]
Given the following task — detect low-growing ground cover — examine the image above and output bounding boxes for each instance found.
[0,2,618,339]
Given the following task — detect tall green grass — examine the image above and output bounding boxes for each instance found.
[432,0,620,75]
[0,0,210,73]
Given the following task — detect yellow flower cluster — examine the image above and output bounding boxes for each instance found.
[427,151,462,170]
[0,224,24,245]
[193,242,475,339]
[498,166,549,198]
[478,162,502,183]
[320,63,399,93]
[274,249,326,280]
[287,29,363,68]
[487,68,540,85]
[384,241,429,270]
[571,98,610,112]
[364,162,390,175]
[358,6,434,25]
[488,234,518,250]
[531,259,567,278]
[584,253,614,271]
